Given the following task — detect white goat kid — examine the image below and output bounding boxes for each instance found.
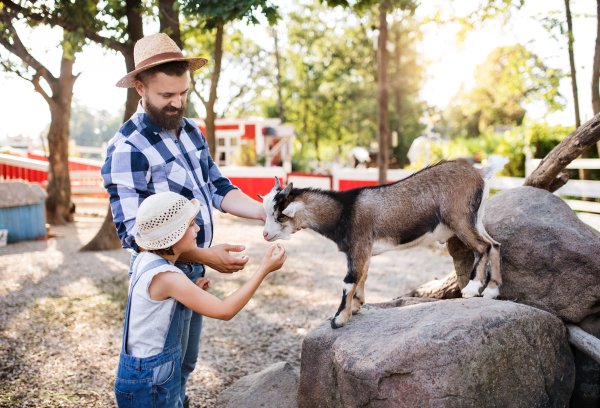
[260,156,508,329]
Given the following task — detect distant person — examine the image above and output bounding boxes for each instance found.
[102,33,268,408]
[113,192,286,408]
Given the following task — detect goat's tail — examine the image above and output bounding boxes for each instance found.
[481,155,509,180]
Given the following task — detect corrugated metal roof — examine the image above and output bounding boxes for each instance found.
[29,183,48,200]
[0,181,41,208]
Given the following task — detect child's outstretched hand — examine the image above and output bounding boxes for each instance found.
[194,277,210,291]
[260,244,287,274]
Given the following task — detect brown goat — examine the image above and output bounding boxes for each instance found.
[260,156,508,328]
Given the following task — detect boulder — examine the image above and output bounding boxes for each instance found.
[447,186,600,323]
[570,313,600,408]
[216,361,299,408]
[297,298,574,408]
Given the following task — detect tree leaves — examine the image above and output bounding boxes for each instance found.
[179,0,280,29]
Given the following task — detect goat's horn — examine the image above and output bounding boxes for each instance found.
[257,194,264,201]
[275,176,281,190]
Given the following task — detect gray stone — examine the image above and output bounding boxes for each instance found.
[447,186,600,323]
[297,298,574,408]
[216,361,299,408]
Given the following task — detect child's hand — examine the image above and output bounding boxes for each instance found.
[260,244,287,274]
[194,277,210,291]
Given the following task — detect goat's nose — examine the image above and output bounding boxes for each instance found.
[263,231,268,239]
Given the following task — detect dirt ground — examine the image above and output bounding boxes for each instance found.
[0,197,453,407]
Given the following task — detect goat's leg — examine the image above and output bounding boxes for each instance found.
[352,259,371,315]
[332,253,368,329]
[482,243,502,298]
[454,229,491,298]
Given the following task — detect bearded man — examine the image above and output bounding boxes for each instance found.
[102,33,266,408]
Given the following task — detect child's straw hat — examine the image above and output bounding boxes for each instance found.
[116,33,208,88]
[135,192,200,250]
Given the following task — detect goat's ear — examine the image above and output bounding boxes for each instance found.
[283,201,304,218]
[274,176,281,190]
[280,182,293,198]
[257,194,264,201]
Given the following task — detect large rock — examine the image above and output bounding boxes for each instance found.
[448,186,600,323]
[216,361,299,408]
[297,298,574,408]
[570,312,600,408]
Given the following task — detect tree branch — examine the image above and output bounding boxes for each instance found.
[31,70,53,105]
[208,23,224,108]
[0,12,57,86]
[190,75,207,105]
[0,0,126,53]
[524,113,600,190]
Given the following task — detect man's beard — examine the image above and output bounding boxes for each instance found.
[144,97,187,130]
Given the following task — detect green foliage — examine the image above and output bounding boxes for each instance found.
[439,44,565,138]
[320,0,417,14]
[179,0,280,28]
[252,2,426,166]
[431,121,574,177]
[183,23,274,117]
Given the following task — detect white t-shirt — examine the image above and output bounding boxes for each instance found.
[126,252,184,358]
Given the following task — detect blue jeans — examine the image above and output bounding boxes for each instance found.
[116,255,185,408]
[129,252,205,405]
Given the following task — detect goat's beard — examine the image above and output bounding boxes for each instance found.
[144,97,187,130]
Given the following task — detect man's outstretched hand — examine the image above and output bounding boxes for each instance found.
[204,243,249,273]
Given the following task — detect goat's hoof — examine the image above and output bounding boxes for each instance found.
[482,286,500,299]
[461,280,483,298]
[352,309,360,315]
[331,316,347,329]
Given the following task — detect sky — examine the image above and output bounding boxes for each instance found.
[0,0,597,141]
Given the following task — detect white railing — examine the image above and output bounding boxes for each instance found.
[219,166,286,180]
[330,158,600,213]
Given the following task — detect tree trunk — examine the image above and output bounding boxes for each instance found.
[82,0,143,251]
[205,107,217,159]
[122,49,142,121]
[393,24,403,167]
[158,0,182,48]
[273,28,284,123]
[523,112,600,191]
[593,0,600,154]
[377,0,391,185]
[80,207,122,251]
[45,52,77,225]
[202,24,224,158]
[566,0,581,129]
[565,0,591,183]
[124,0,143,120]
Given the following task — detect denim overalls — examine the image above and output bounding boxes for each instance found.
[114,258,185,408]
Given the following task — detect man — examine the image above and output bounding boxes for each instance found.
[102,33,266,408]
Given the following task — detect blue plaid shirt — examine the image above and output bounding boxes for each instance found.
[102,102,237,252]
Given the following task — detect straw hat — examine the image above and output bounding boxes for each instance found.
[135,192,200,250]
[116,33,208,88]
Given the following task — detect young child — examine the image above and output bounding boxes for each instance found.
[114,192,286,408]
